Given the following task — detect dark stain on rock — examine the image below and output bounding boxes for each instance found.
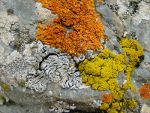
[135,55,145,68]
[129,1,139,14]
[7,9,14,15]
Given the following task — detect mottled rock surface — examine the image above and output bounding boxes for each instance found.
[0,0,150,113]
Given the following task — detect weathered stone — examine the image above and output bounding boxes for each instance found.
[0,0,150,113]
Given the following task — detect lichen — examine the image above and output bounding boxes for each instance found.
[79,38,144,112]
[0,81,11,92]
[24,41,84,92]
[139,83,150,99]
[36,0,105,56]
[18,80,26,88]
[126,99,137,109]
[102,93,113,103]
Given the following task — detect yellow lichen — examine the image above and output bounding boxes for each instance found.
[0,82,10,92]
[107,109,118,113]
[126,99,137,109]
[79,38,143,112]
[99,103,109,110]
[111,102,121,110]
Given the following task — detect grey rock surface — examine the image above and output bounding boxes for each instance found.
[0,0,150,113]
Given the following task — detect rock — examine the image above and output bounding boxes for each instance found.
[0,105,50,113]
[35,2,58,24]
[141,104,150,113]
[0,0,150,112]
[96,4,124,37]
[5,0,36,24]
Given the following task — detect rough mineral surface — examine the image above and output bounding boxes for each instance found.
[0,0,150,113]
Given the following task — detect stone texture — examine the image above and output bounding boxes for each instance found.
[0,0,150,113]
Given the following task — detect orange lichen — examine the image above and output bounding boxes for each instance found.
[97,0,105,5]
[102,93,113,103]
[36,0,105,55]
[139,84,150,99]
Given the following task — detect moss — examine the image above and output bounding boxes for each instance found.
[79,38,143,112]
